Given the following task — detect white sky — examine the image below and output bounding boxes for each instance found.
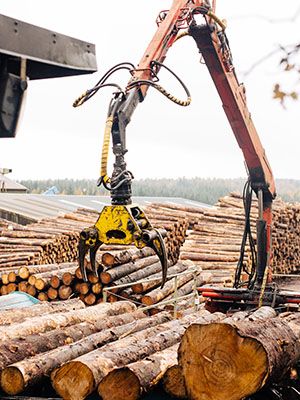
[0,1,299,181]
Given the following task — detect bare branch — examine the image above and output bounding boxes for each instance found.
[242,48,281,77]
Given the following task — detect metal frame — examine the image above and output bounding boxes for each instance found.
[0,14,97,79]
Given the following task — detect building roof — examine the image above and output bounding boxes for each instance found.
[0,175,28,192]
[0,193,210,223]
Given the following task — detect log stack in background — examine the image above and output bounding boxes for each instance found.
[1,192,300,305]
[0,248,216,308]
[0,206,188,272]
[216,192,300,275]
[179,197,256,286]
[0,248,156,304]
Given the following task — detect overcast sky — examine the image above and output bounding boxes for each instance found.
[0,1,299,181]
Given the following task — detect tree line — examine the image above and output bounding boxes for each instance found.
[19,177,300,205]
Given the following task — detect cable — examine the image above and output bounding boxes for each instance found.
[74,60,192,193]
[127,60,191,107]
[73,62,135,107]
[234,179,257,289]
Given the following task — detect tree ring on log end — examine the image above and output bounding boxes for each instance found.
[162,365,187,399]
[179,322,268,400]
[51,361,95,400]
[1,366,25,395]
[98,367,140,400]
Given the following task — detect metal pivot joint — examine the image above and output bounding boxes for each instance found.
[110,144,133,205]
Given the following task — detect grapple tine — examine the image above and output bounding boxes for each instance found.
[148,228,168,288]
[89,240,102,277]
[78,237,89,282]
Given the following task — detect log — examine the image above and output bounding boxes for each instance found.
[141,269,198,306]
[0,301,136,340]
[91,283,102,295]
[51,310,225,399]
[180,252,241,262]
[98,344,179,400]
[177,307,291,400]
[1,312,172,395]
[83,293,96,306]
[100,255,158,284]
[18,281,28,293]
[0,298,84,326]
[37,292,48,302]
[162,365,186,399]
[111,260,164,289]
[163,272,212,301]
[26,285,36,297]
[6,283,17,293]
[58,285,72,300]
[0,309,147,371]
[132,262,188,294]
[47,288,58,300]
[102,247,155,267]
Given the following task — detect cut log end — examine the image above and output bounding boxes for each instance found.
[102,253,115,267]
[162,365,186,399]
[51,361,95,400]
[98,368,140,400]
[1,366,25,395]
[100,271,112,284]
[141,296,154,306]
[179,323,268,400]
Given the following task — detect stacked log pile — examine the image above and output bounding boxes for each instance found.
[178,199,255,286]
[145,202,205,229]
[0,248,156,304]
[0,212,87,268]
[0,206,188,273]
[0,301,290,400]
[177,192,300,281]
[2,192,300,307]
[0,300,226,398]
[216,193,300,274]
[0,249,219,308]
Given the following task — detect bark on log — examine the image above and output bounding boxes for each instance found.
[100,255,158,284]
[111,261,164,289]
[177,307,294,400]
[0,298,84,326]
[51,310,225,399]
[1,312,172,395]
[0,301,136,340]
[102,247,155,267]
[98,344,179,400]
[141,270,198,306]
[0,309,147,371]
[180,252,241,262]
[163,273,212,301]
[132,262,188,294]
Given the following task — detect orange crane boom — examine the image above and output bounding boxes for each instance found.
[77,0,276,300]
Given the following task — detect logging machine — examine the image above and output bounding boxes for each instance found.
[76,0,300,308]
[0,14,97,139]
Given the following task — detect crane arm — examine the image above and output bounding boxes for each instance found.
[78,0,276,291]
